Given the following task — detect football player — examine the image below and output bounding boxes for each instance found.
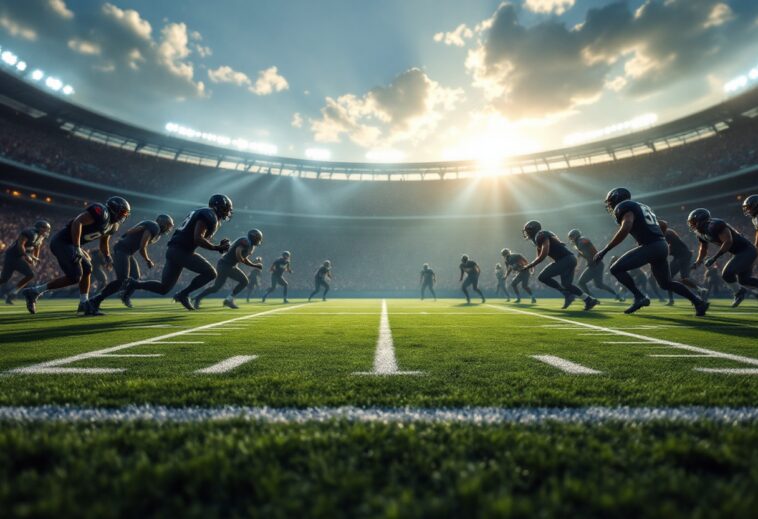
[0,220,51,304]
[501,248,536,304]
[494,263,510,301]
[89,249,111,294]
[23,197,130,315]
[90,214,174,311]
[459,255,485,304]
[688,208,758,307]
[246,257,263,302]
[568,229,621,300]
[658,220,706,305]
[121,194,233,311]
[594,188,708,315]
[262,251,292,303]
[743,195,758,248]
[193,229,263,309]
[420,263,437,301]
[522,221,598,310]
[308,260,332,302]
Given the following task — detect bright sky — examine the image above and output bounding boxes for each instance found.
[0,0,756,162]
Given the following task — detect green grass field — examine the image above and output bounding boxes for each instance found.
[1,298,757,517]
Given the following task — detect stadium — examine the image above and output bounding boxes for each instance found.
[1,0,758,516]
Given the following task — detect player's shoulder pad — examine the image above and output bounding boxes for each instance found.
[708,218,727,234]
[534,230,550,243]
[88,203,109,222]
[144,220,161,235]
[613,199,636,222]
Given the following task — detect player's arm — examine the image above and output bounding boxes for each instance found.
[459,266,464,282]
[239,248,261,269]
[432,273,436,284]
[69,212,94,260]
[524,242,549,270]
[98,234,113,268]
[193,220,226,252]
[595,212,633,263]
[704,229,732,267]
[693,240,709,266]
[754,229,758,249]
[139,228,155,268]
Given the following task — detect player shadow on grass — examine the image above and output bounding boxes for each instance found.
[539,307,612,319]
[0,316,187,344]
[631,313,758,341]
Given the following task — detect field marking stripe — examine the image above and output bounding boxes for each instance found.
[695,368,758,375]
[1,405,758,424]
[532,355,602,374]
[9,304,306,374]
[373,299,397,374]
[487,305,758,367]
[196,355,257,374]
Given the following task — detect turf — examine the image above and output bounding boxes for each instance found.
[1,297,757,516]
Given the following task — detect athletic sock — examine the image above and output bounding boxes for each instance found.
[31,284,48,294]
[80,294,89,303]
[728,282,742,294]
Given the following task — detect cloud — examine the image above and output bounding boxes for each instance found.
[310,68,463,148]
[207,64,289,96]
[523,0,575,16]
[462,0,758,119]
[291,112,303,128]
[249,66,289,95]
[68,38,101,55]
[433,23,473,46]
[0,16,37,41]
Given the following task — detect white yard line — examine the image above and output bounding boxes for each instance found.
[488,305,758,369]
[354,299,421,376]
[532,355,602,374]
[9,304,305,375]
[195,355,257,374]
[1,405,757,424]
[695,368,758,375]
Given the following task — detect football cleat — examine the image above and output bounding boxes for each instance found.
[22,288,40,314]
[120,292,133,308]
[121,278,137,301]
[5,292,15,305]
[223,299,239,310]
[561,293,576,309]
[584,297,599,311]
[731,288,747,308]
[695,300,709,317]
[174,293,195,311]
[82,300,106,317]
[665,299,674,306]
[624,297,651,314]
[192,297,202,310]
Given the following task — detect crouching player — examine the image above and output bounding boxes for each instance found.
[1,220,51,304]
[193,229,263,309]
[309,260,332,302]
[501,248,536,304]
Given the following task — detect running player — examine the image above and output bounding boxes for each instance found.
[193,229,263,309]
[22,197,131,315]
[121,194,233,311]
[501,248,535,304]
[494,264,510,300]
[594,188,708,315]
[658,220,706,305]
[90,215,174,311]
[246,257,263,302]
[420,263,437,301]
[0,220,51,304]
[309,260,332,302]
[688,208,758,307]
[262,251,292,303]
[522,221,598,310]
[743,195,758,247]
[567,229,621,300]
[459,255,485,304]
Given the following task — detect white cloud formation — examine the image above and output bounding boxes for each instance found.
[207,64,289,96]
[49,0,73,19]
[523,0,575,16]
[68,38,101,55]
[291,112,303,128]
[433,23,473,46]
[0,16,37,40]
[310,68,463,148]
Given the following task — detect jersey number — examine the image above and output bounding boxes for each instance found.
[640,204,658,226]
[82,231,103,241]
[176,211,196,231]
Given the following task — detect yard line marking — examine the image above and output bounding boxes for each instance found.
[649,354,715,358]
[532,355,602,375]
[9,304,305,375]
[2,405,758,424]
[117,325,181,329]
[195,355,257,374]
[695,368,758,375]
[151,341,205,345]
[487,305,758,368]
[354,299,422,376]
[602,341,654,344]
[100,354,163,358]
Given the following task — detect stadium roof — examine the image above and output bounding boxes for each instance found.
[2,69,758,182]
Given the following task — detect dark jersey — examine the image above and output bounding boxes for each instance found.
[614,200,664,246]
[573,237,596,261]
[272,257,290,275]
[7,228,39,258]
[696,218,752,254]
[250,269,261,281]
[504,254,527,269]
[316,266,331,280]
[460,260,479,277]
[665,230,690,257]
[219,237,252,266]
[117,220,161,255]
[168,208,218,252]
[496,269,505,281]
[534,230,572,260]
[421,269,435,283]
[59,204,113,245]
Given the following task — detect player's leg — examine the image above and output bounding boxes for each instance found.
[4,258,33,304]
[91,265,107,294]
[321,280,330,301]
[262,273,277,302]
[510,277,521,302]
[193,262,229,308]
[127,249,183,296]
[222,266,248,309]
[471,275,485,303]
[461,277,472,303]
[280,277,289,302]
[610,246,652,303]
[577,266,593,296]
[651,257,704,311]
[537,261,567,296]
[175,253,217,300]
[724,248,758,307]
[557,256,597,310]
[309,279,320,302]
[420,282,427,300]
[429,283,436,301]
[590,262,620,299]
[91,249,131,309]
[521,271,536,302]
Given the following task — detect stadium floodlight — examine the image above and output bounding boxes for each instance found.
[15,61,26,72]
[305,148,331,161]
[30,69,44,81]
[62,85,74,95]
[45,76,63,91]
[563,113,658,146]
[1,50,18,66]
[165,121,277,155]
[366,149,405,162]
